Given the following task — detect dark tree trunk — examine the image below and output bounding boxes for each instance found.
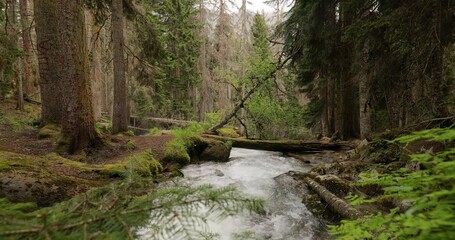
[34,0,63,124]
[430,0,448,118]
[57,0,100,153]
[357,44,371,139]
[112,0,128,133]
[20,0,36,97]
[339,1,359,139]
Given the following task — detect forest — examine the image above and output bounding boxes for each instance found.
[0,0,454,239]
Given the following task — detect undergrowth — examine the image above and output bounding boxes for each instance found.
[330,127,455,240]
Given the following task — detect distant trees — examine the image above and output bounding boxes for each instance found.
[135,0,200,119]
[280,0,455,139]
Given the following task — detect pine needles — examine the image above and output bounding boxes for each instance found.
[0,178,264,240]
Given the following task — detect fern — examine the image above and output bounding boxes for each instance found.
[330,127,455,239]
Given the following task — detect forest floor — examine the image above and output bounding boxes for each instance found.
[0,100,178,206]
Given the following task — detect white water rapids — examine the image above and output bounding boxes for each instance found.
[140,148,331,239]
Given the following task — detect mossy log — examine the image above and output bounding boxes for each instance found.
[203,134,353,152]
[303,176,361,220]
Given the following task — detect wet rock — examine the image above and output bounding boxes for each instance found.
[274,171,310,196]
[199,140,231,162]
[214,169,224,177]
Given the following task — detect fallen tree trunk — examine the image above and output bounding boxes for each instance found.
[130,116,192,129]
[303,176,361,220]
[207,52,296,133]
[203,135,352,152]
[207,82,259,133]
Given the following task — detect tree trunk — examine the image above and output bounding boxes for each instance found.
[198,0,213,121]
[204,134,353,152]
[86,10,103,121]
[430,0,448,118]
[6,0,24,111]
[303,176,361,220]
[359,44,371,139]
[55,0,99,153]
[34,0,63,124]
[20,0,36,98]
[112,0,128,133]
[339,2,359,139]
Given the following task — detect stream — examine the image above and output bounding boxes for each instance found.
[141,148,331,239]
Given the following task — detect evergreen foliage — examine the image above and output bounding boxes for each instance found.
[135,0,201,119]
[279,0,455,138]
[0,177,264,240]
[330,127,455,239]
[243,14,307,139]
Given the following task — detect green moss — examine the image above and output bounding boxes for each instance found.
[163,128,208,165]
[0,151,46,172]
[148,127,162,136]
[217,128,240,138]
[164,139,191,165]
[126,140,136,150]
[103,149,163,178]
[125,130,135,136]
[44,152,86,168]
[38,124,62,139]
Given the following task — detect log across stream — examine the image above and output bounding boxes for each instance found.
[203,134,354,152]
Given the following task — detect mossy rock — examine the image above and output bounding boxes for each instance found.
[199,139,231,162]
[162,132,208,165]
[163,139,192,165]
[103,149,163,178]
[368,140,401,164]
[216,128,240,138]
[38,124,62,139]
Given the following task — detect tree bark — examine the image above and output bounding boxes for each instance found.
[359,44,371,139]
[85,10,103,121]
[54,0,100,153]
[34,0,63,123]
[303,177,361,220]
[430,0,448,118]
[20,0,36,97]
[198,0,213,121]
[112,0,128,133]
[6,0,24,111]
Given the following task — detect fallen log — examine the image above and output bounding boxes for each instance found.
[202,134,353,152]
[130,116,192,129]
[303,176,361,220]
[207,51,297,133]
